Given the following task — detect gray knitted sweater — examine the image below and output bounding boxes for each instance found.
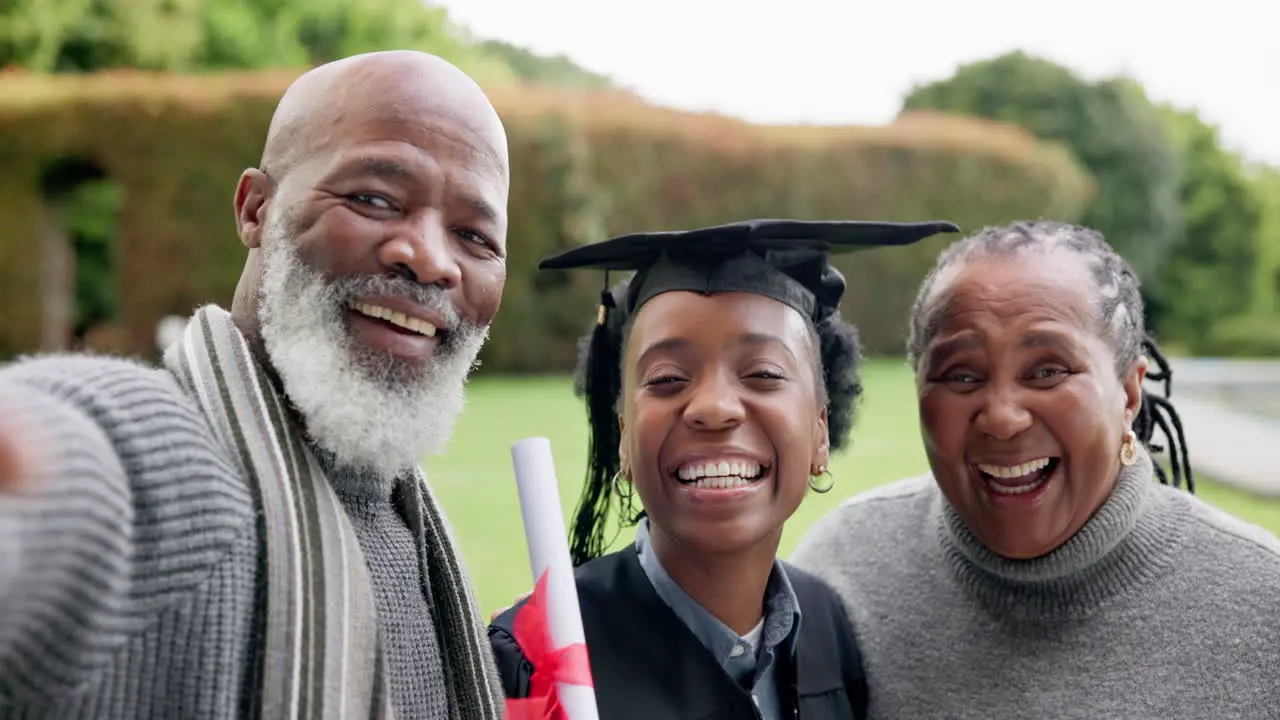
[791,456,1280,720]
[0,354,449,719]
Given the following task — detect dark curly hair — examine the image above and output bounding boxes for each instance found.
[567,278,864,566]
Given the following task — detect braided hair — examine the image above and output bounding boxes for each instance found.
[567,277,866,566]
[1134,337,1193,490]
[906,219,1194,492]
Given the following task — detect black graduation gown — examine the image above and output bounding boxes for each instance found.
[488,549,868,720]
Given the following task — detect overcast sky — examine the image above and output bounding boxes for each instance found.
[438,0,1279,166]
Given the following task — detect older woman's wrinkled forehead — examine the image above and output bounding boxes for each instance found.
[260,51,509,185]
[922,249,1100,340]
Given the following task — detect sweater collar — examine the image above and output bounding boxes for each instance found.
[309,443,400,505]
[937,450,1192,619]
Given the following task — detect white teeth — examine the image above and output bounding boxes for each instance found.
[350,301,438,337]
[977,457,1054,495]
[977,458,1051,479]
[676,459,763,487]
[691,476,755,490]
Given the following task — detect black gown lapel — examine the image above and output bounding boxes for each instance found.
[580,551,762,720]
[489,552,867,720]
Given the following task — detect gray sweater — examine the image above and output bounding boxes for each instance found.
[791,456,1280,720]
[0,354,448,719]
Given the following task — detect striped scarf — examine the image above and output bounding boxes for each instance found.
[163,304,504,720]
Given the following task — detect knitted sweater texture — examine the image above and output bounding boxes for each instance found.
[791,456,1280,719]
[0,354,448,719]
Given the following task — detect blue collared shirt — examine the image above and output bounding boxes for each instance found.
[634,518,802,719]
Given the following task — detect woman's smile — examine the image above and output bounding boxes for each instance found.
[970,456,1062,508]
[671,454,774,506]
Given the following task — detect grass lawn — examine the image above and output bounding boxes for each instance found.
[426,358,1280,616]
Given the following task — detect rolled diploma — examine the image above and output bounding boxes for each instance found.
[511,437,600,720]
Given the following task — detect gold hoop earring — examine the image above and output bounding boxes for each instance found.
[1119,430,1139,467]
[809,466,835,494]
[612,469,635,498]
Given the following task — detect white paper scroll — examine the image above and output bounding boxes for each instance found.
[510,437,600,720]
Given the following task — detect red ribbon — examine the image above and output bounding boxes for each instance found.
[504,568,594,720]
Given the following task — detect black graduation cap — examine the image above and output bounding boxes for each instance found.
[540,218,962,326]
[539,218,962,567]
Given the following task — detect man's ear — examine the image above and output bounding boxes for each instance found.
[1122,354,1149,425]
[234,169,272,250]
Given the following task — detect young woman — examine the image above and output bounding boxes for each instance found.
[793,220,1280,718]
[487,218,959,720]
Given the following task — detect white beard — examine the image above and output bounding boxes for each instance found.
[255,213,489,480]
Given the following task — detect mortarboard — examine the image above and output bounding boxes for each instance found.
[540,218,962,326]
[539,218,962,566]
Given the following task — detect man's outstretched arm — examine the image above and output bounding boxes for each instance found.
[0,356,252,704]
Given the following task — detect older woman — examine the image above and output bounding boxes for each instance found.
[792,220,1280,719]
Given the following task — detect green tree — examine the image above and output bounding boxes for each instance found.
[1250,166,1280,315]
[0,0,514,85]
[1147,106,1262,348]
[0,0,205,71]
[900,51,1183,281]
[477,39,613,88]
[196,0,514,83]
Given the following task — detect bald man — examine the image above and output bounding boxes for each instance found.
[0,51,508,719]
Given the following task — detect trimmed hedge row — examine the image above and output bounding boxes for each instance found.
[0,71,1094,370]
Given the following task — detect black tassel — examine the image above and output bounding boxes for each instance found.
[568,281,623,567]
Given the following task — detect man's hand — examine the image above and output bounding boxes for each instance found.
[0,414,37,493]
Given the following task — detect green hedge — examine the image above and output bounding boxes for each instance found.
[0,72,1094,370]
[1202,314,1280,358]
